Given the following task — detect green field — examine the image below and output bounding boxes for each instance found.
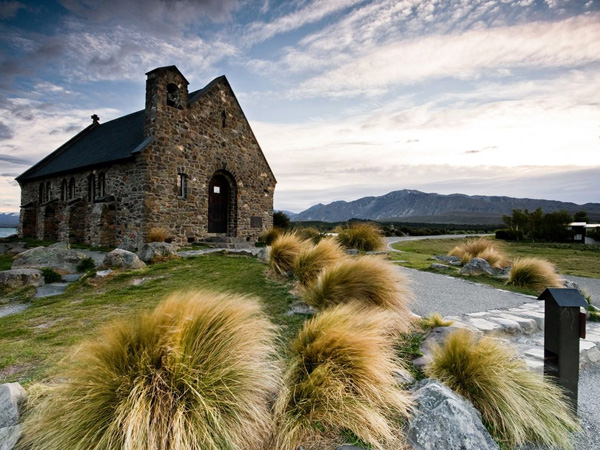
[0,253,305,385]
[391,238,600,279]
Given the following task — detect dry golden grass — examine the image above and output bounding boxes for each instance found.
[507,257,563,293]
[147,227,167,243]
[295,226,323,245]
[448,238,509,268]
[336,222,384,252]
[269,232,309,276]
[426,329,578,449]
[302,256,412,330]
[19,291,280,450]
[273,302,412,450]
[294,238,346,287]
[259,227,282,246]
[421,312,453,330]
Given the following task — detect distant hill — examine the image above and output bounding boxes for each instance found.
[0,212,19,228]
[291,190,600,224]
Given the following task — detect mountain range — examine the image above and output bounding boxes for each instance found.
[290,190,600,224]
[0,212,19,228]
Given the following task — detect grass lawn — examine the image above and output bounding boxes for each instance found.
[390,238,600,279]
[0,253,306,385]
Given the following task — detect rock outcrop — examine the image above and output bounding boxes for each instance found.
[0,269,44,290]
[459,257,496,276]
[0,382,27,450]
[138,242,179,263]
[12,243,89,274]
[102,249,146,270]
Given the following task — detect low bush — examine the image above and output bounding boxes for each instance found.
[258,227,282,246]
[301,256,413,330]
[76,257,96,273]
[273,302,412,449]
[294,238,346,286]
[147,227,168,243]
[41,267,61,284]
[426,330,578,448]
[269,232,308,276]
[448,238,509,268]
[20,291,280,450]
[336,222,383,252]
[507,257,563,292]
[495,229,524,241]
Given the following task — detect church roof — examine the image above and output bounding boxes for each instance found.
[16,79,219,182]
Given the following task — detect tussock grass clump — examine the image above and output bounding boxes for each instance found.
[295,226,323,244]
[20,291,280,450]
[259,227,282,246]
[336,222,383,252]
[507,257,563,292]
[269,232,308,276]
[294,238,346,286]
[421,312,453,330]
[302,256,412,324]
[273,302,412,450]
[448,238,509,268]
[426,329,578,449]
[147,227,168,243]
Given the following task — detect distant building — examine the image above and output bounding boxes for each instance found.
[16,66,276,250]
[568,222,600,244]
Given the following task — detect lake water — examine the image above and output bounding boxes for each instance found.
[0,228,18,238]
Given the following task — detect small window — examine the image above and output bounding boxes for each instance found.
[61,180,67,202]
[167,83,181,109]
[88,174,96,201]
[98,173,106,197]
[213,186,220,194]
[39,183,45,203]
[68,177,75,200]
[177,173,187,199]
[250,217,263,229]
[45,182,51,202]
[221,110,227,128]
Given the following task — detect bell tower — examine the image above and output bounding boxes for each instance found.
[144,65,189,138]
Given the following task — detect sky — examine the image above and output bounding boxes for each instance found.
[0,0,599,214]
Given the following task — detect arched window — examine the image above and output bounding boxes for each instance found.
[166,83,181,109]
[61,180,67,202]
[88,174,96,202]
[45,182,51,202]
[177,173,187,199]
[98,172,106,198]
[221,110,227,128]
[39,183,45,203]
[68,177,75,200]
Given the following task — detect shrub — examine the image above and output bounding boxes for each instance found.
[258,227,282,246]
[295,226,323,244]
[425,329,578,448]
[336,222,383,252]
[302,256,412,330]
[495,229,524,241]
[41,267,61,284]
[147,227,168,243]
[421,312,453,330]
[76,257,96,273]
[269,232,308,276]
[273,211,291,229]
[448,238,509,268]
[294,238,346,286]
[273,302,412,450]
[20,291,280,450]
[507,257,563,292]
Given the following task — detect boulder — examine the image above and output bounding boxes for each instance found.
[459,257,496,276]
[12,245,89,274]
[0,269,44,290]
[406,379,499,450]
[0,383,27,428]
[434,255,461,264]
[430,263,451,271]
[0,425,21,450]
[0,242,27,256]
[138,242,179,263]
[102,249,146,270]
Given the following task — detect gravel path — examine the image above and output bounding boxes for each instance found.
[564,274,600,304]
[397,266,535,317]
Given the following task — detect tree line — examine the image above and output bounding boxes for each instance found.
[498,208,589,242]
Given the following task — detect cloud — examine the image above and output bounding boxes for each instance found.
[295,14,600,97]
[0,1,25,19]
[0,154,33,165]
[0,121,13,140]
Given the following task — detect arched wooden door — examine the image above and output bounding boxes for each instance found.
[208,173,231,233]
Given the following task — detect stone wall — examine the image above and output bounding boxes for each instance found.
[141,68,276,245]
[18,160,146,250]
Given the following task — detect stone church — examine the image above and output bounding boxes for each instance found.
[17,66,276,250]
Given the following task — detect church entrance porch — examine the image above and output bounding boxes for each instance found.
[208,171,237,235]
